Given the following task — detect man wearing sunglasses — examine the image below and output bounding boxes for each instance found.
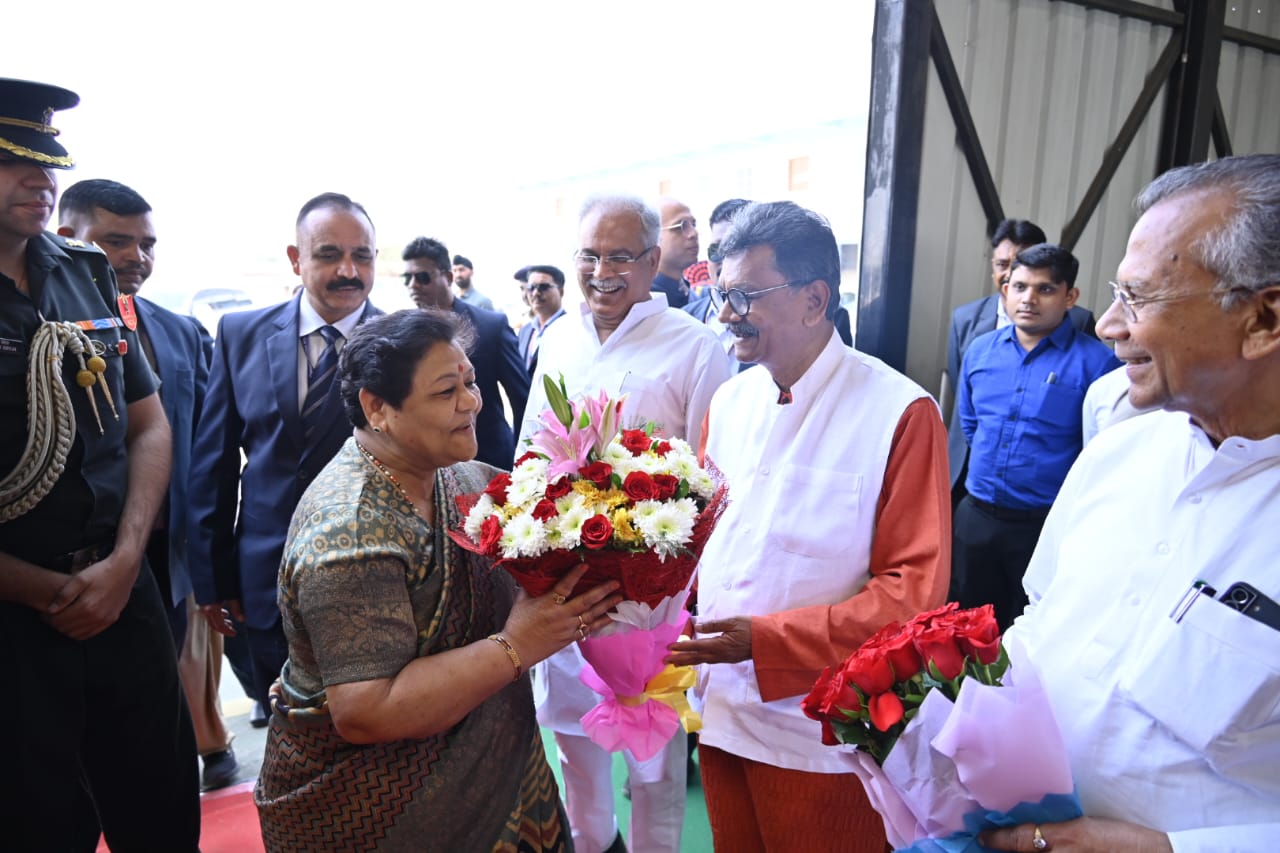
[666,201,950,853]
[522,193,732,853]
[516,265,566,374]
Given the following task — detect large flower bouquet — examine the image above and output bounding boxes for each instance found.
[449,376,727,759]
[802,603,1082,852]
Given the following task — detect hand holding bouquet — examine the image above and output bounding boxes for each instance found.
[802,603,1082,851]
[450,377,727,761]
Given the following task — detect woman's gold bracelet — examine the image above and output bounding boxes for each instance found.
[487,634,522,681]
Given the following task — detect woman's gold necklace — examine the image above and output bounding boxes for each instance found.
[355,441,433,521]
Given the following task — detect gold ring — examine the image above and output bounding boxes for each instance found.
[1032,826,1048,851]
[552,593,567,605]
[577,624,589,640]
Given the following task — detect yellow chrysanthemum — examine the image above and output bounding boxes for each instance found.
[611,509,644,545]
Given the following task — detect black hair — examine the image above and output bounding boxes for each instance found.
[339,309,476,429]
[403,236,452,271]
[709,198,751,227]
[525,264,565,287]
[296,192,375,233]
[990,219,1047,249]
[59,179,151,219]
[1012,243,1079,287]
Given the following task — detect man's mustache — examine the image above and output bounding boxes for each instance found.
[728,322,758,338]
[327,277,365,291]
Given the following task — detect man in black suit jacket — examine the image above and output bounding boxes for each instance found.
[401,237,528,467]
[190,193,382,711]
[945,220,1096,500]
[516,264,567,376]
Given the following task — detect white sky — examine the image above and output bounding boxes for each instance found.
[9,1,874,309]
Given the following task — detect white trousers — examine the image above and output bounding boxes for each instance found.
[552,729,686,853]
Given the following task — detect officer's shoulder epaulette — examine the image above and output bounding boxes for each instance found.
[48,233,106,255]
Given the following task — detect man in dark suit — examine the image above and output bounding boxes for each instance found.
[516,264,566,376]
[401,236,528,467]
[189,192,383,711]
[945,219,1096,503]
[57,178,241,789]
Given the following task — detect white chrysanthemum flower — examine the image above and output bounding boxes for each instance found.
[630,499,663,525]
[666,453,700,481]
[555,503,593,549]
[511,457,549,490]
[601,441,632,467]
[665,437,694,457]
[464,495,496,538]
[687,469,716,500]
[555,491,588,515]
[506,476,543,510]
[500,512,548,559]
[636,498,697,561]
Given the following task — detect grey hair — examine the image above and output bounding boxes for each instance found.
[1136,154,1280,310]
[579,193,660,248]
[717,201,842,321]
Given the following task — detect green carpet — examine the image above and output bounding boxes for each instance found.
[540,729,714,852]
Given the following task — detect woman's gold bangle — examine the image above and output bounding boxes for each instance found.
[487,634,522,681]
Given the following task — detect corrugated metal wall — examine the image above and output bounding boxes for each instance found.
[908,0,1280,400]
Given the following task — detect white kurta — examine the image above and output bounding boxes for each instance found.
[1008,410,1280,851]
[696,331,932,773]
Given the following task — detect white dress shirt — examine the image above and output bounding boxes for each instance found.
[696,331,932,773]
[1008,410,1280,851]
[296,296,365,411]
[524,294,733,732]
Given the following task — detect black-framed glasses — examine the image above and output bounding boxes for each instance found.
[523,282,556,294]
[402,271,436,286]
[707,242,723,264]
[573,246,656,275]
[661,219,697,237]
[709,280,810,317]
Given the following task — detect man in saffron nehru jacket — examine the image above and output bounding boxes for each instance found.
[667,201,950,852]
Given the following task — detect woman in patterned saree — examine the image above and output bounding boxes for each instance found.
[256,309,621,852]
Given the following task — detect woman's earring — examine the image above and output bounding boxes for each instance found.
[372,425,382,433]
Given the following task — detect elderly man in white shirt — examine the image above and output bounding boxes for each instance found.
[520,193,733,853]
[666,201,951,852]
[981,154,1280,853]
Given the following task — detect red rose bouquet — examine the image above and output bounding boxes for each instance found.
[802,603,1082,851]
[449,376,727,759]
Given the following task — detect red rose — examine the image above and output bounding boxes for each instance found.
[951,604,1001,665]
[913,625,966,680]
[801,667,843,745]
[478,515,502,554]
[906,601,959,630]
[545,477,572,500]
[622,471,659,501]
[580,514,613,550]
[531,498,559,522]
[862,622,923,682]
[484,472,511,504]
[651,474,679,501]
[620,429,653,456]
[841,648,894,696]
[578,461,614,489]
[654,440,672,456]
[868,691,905,732]
[515,451,541,466]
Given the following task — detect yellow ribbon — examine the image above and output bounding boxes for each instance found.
[617,663,703,733]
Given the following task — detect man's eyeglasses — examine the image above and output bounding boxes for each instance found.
[1107,280,1241,322]
[661,219,697,237]
[523,282,556,294]
[709,280,809,317]
[573,246,656,275]
[707,242,723,264]
[402,271,436,286]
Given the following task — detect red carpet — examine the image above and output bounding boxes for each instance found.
[96,781,265,852]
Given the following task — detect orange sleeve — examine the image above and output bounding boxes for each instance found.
[751,396,952,701]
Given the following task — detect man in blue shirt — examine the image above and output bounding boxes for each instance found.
[952,243,1119,628]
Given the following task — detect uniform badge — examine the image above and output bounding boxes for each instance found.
[117,294,138,331]
[64,238,87,248]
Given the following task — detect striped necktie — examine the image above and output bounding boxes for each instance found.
[302,325,341,443]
